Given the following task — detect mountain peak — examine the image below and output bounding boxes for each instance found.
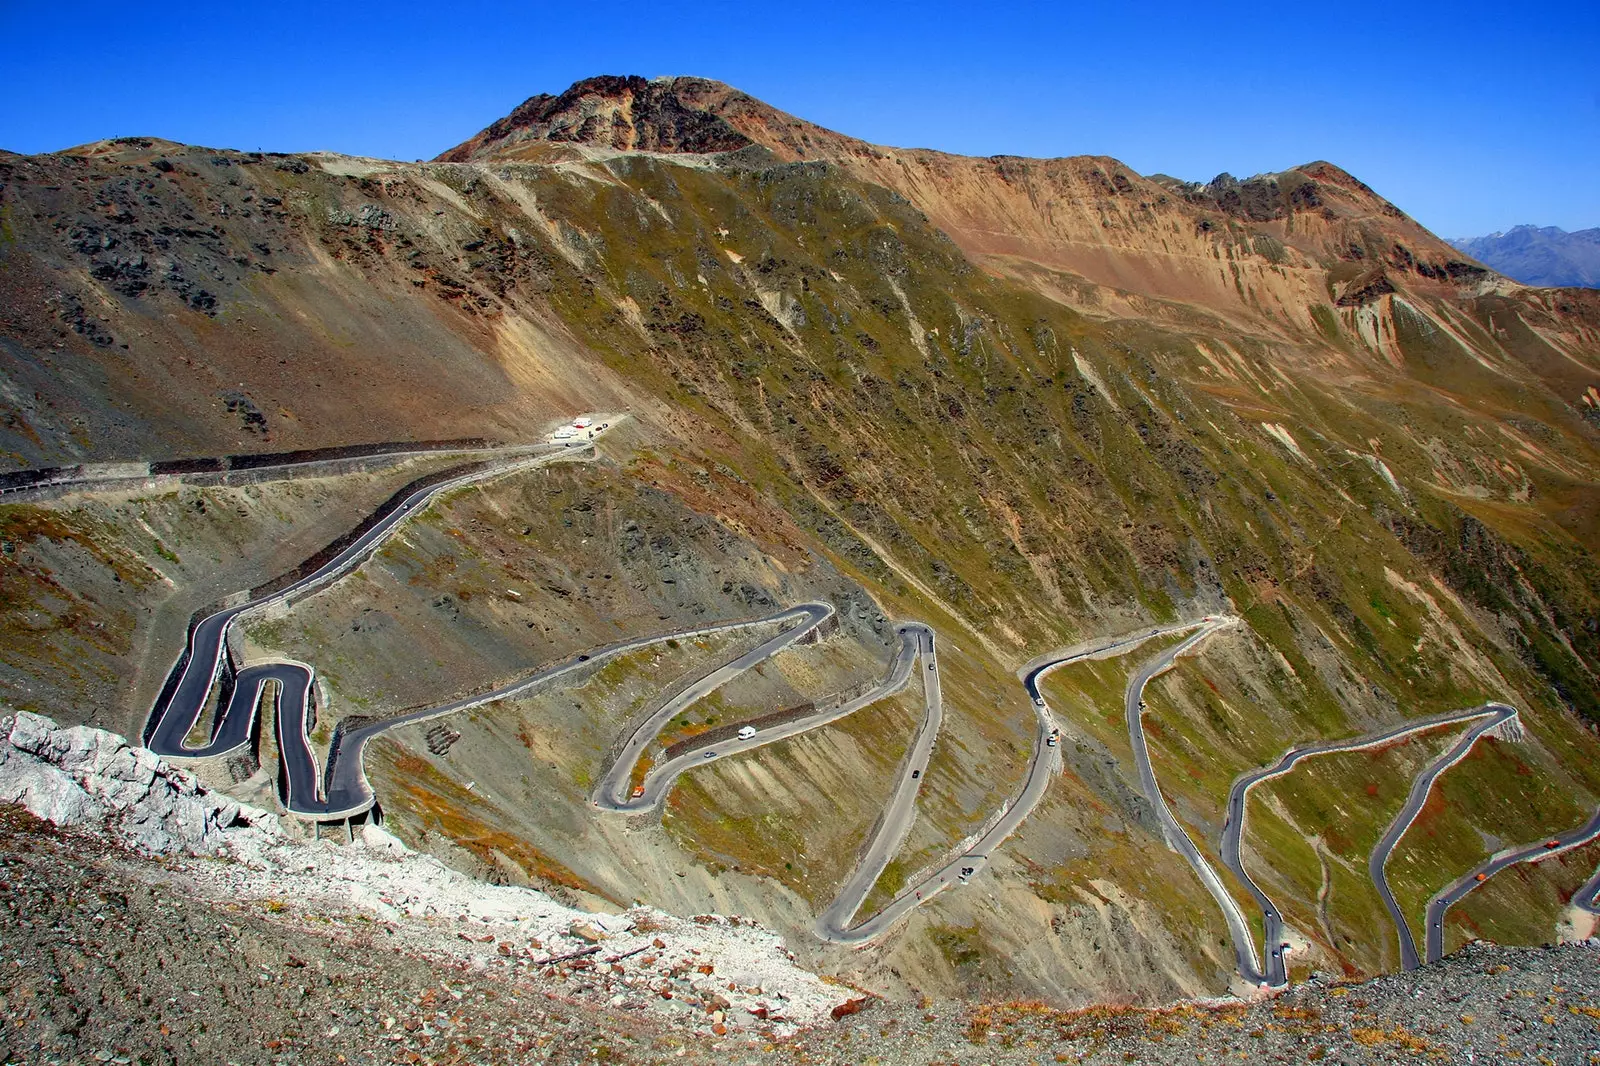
[1449,224,1600,288]
[437,76,1492,312]
[436,75,758,162]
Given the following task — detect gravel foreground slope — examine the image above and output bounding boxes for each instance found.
[6,807,1600,1066]
[3,712,1600,1064]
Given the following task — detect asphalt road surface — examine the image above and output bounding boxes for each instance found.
[1424,804,1600,963]
[592,603,838,811]
[1578,864,1600,917]
[309,603,830,818]
[1368,703,1520,970]
[143,442,585,815]
[813,623,939,943]
[1118,617,1264,985]
[141,446,1581,971]
[818,618,1221,944]
[1221,703,1520,986]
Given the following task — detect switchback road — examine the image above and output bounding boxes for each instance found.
[820,620,1219,944]
[1221,703,1520,986]
[1369,703,1520,970]
[592,604,839,811]
[313,603,831,817]
[1118,618,1264,984]
[813,624,939,942]
[595,612,1225,945]
[144,441,593,816]
[1425,805,1600,963]
[138,435,1584,971]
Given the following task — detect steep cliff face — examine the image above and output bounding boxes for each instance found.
[3,79,1600,1006]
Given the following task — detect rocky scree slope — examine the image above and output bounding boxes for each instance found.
[5,719,1600,1064]
[1,78,1599,1003]
[0,711,859,1036]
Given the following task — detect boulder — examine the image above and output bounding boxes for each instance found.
[0,711,276,856]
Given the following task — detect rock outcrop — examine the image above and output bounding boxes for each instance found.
[0,709,270,855]
[437,76,1511,337]
[0,711,856,1030]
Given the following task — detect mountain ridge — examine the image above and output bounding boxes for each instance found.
[2,73,1599,1015]
[1449,224,1600,289]
[438,74,1516,342]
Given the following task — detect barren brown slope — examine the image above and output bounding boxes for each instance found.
[440,76,1506,338]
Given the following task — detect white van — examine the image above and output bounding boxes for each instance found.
[737,725,757,741]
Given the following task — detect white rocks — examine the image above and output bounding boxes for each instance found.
[0,711,277,855]
[0,711,852,1030]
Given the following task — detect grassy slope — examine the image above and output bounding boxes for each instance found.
[5,141,1596,999]
[231,151,1600,993]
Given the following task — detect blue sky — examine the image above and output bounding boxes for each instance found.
[3,0,1596,237]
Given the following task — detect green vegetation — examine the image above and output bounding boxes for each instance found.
[27,133,1596,998]
[930,922,984,968]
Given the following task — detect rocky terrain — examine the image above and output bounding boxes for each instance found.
[4,711,1600,1064]
[2,71,1599,1051]
[1451,225,1600,289]
[0,711,861,1052]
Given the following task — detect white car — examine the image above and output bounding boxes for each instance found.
[737,726,757,741]
[702,750,716,759]
[1033,696,1045,708]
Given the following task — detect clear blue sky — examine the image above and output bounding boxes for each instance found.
[3,0,1596,237]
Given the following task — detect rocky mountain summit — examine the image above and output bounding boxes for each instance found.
[440,75,1517,336]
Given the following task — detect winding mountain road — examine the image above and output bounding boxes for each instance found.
[136,433,1588,971]
[593,603,839,811]
[1220,703,1520,985]
[1425,805,1600,963]
[1368,703,1520,970]
[1118,617,1267,985]
[813,624,941,942]
[144,440,593,815]
[823,620,1216,944]
[310,604,829,817]
[594,612,1228,945]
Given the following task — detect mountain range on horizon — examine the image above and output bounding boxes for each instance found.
[1,70,1599,1053]
[1449,224,1600,289]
